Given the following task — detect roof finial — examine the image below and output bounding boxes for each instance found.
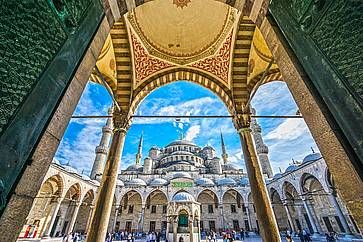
[135,131,143,165]
[292,158,295,164]
[278,167,282,173]
[220,130,228,164]
[311,147,315,153]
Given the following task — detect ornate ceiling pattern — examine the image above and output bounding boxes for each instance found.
[130,32,175,86]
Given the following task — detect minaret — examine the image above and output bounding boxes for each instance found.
[90,107,113,180]
[135,132,143,165]
[220,131,228,164]
[251,108,273,178]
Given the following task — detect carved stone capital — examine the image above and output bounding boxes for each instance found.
[233,112,252,132]
[112,110,131,133]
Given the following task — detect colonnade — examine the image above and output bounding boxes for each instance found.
[84,111,281,242]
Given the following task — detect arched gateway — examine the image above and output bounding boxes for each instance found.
[0,0,362,241]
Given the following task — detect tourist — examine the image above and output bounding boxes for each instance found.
[240,228,245,240]
[303,229,312,242]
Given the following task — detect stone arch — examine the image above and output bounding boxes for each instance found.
[270,187,289,231]
[144,189,169,232]
[247,68,283,91]
[222,189,245,231]
[196,189,220,205]
[118,190,143,232]
[300,173,329,195]
[129,68,235,115]
[24,174,64,238]
[74,189,95,233]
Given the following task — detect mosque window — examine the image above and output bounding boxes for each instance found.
[208,204,214,213]
[151,205,157,213]
[233,220,240,230]
[209,221,216,232]
[163,205,167,214]
[128,205,134,214]
[231,204,237,213]
[242,204,247,213]
[150,221,156,232]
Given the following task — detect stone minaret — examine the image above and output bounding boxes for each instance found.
[220,131,228,164]
[135,132,143,165]
[90,107,113,180]
[251,108,273,178]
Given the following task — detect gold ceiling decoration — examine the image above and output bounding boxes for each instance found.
[173,0,191,8]
[126,0,238,65]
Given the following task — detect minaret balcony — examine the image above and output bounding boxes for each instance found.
[95,145,108,154]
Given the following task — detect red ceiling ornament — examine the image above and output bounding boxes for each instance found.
[189,31,233,84]
[173,0,191,8]
[131,33,174,83]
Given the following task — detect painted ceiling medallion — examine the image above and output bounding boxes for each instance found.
[173,0,191,8]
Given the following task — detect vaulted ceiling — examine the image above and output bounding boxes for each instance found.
[93,0,281,115]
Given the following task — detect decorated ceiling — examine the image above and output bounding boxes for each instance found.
[94,0,281,114]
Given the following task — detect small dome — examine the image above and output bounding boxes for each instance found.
[91,180,100,186]
[303,152,322,163]
[81,174,91,181]
[63,165,77,174]
[216,177,237,186]
[195,178,215,187]
[116,179,125,186]
[172,172,192,179]
[240,177,249,186]
[126,164,143,171]
[126,178,147,187]
[149,178,169,187]
[273,173,283,180]
[172,192,195,202]
[203,146,215,151]
[150,146,159,150]
[285,164,299,173]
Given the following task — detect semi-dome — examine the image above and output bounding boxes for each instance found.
[303,152,322,163]
[116,179,125,186]
[240,177,249,186]
[285,164,299,173]
[273,173,283,180]
[149,178,169,187]
[216,177,237,186]
[195,178,215,187]
[126,178,147,187]
[172,192,195,202]
[126,164,143,171]
[172,172,192,179]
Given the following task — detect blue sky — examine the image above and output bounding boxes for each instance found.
[55,81,319,176]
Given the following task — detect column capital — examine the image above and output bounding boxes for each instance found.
[113,110,131,133]
[233,113,252,132]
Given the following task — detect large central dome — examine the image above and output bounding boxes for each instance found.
[128,0,236,58]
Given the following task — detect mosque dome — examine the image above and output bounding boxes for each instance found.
[203,146,215,150]
[285,164,299,173]
[273,173,283,180]
[172,172,192,179]
[149,178,169,187]
[216,177,237,186]
[239,177,249,186]
[195,178,215,187]
[81,174,91,181]
[126,178,147,187]
[126,164,143,171]
[166,140,197,147]
[116,179,125,186]
[172,192,195,202]
[302,152,322,163]
[171,151,194,155]
[63,165,77,174]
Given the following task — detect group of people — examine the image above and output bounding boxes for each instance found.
[146,231,163,242]
[286,229,312,242]
[62,232,84,242]
[204,228,250,241]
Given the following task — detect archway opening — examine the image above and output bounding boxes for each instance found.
[118,190,143,233]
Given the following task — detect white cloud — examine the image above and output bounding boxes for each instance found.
[265,118,308,141]
[185,125,201,141]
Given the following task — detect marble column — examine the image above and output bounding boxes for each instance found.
[67,202,81,233]
[85,205,95,233]
[235,113,281,242]
[112,205,119,232]
[283,202,296,232]
[43,197,63,238]
[245,203,251,231]
[139,206,145,232]
[189,216,194,242]
[85,112,130,242]
[219,203,224,230]
[302,197,320,234]
[328,190,352,235]
[173,217,178,242]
